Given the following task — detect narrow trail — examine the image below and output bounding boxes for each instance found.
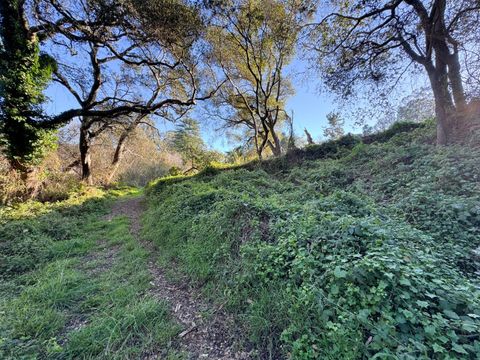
[109,197,251,360]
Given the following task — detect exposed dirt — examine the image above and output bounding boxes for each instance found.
[81,240,120,276]
[109,197,251,360]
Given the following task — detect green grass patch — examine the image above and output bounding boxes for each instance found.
[0,188,182,359]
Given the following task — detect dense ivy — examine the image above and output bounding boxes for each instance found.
[143,126,480,359]
[0,0,57,169]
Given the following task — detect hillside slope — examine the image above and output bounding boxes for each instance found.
[143,122,480,359]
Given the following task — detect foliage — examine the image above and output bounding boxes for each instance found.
[307,0,480,144]
[0,0,57,169]
[323,111,345,140]
[207,0,314,157]
[363,121,426,145]
[167,118,220,172]
[396,89,436,124]
[143,124,480,359]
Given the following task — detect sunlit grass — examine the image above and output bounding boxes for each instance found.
[0,187,181,359]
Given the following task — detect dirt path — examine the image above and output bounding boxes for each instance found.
[109,197,251,360]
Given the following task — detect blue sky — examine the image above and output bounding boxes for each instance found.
[285,63,336,142]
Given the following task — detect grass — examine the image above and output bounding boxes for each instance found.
[0,187,183,359]
[143,122,480,359]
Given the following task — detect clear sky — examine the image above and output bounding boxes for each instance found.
[284,58,336,143]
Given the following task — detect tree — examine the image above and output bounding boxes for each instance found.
[106,114,151,184]
[0,0,57,184]
[396,88,436,123]
[1,0,217,184]
[304,128,315,145]
[168,118,218,173]
[308,0,480,145]
[207,0,314,158]
[372,88,435,131]
[323,111,345,140]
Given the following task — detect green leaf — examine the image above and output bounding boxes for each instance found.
[416,300,429,308]
[443,310,459,320]
[331,284,339,295]
[424,325,436,336]
[399,278,411,286]
[461,322,477,332]
[333,266,347,279]
[432,343,444,353]
[452,343,468,355]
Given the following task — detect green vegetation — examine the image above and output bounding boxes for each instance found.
[143,123,480,359]
[0,0,57,170]
[0,188,182,359]
[1,0,480,358]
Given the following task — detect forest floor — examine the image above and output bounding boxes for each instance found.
[0,189,251,359]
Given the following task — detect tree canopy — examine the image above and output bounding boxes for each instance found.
[307,0,480,144]
[207,0,314,158]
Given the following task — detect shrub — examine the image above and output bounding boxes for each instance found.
[362,121,426,144]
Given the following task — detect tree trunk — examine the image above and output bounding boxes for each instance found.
[431,23,453,144]
[304,128,314,145]
[426,1,468,144]
[447,51,467,111]
[425,10,459,148]
[256,128,269,160]
[269,129,282,157]
[107,132,128,183]
[428,68,456,145]
[79,125,93,185]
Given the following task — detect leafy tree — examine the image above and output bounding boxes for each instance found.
[371,88,435,131]
[396,88,435,123]
[168,118,218,173]
[34,0,212,184]
[0,0,57,177]
[1,0,218,184]
[323,111,345,140]
[207,0,314,158]
[308,0,480,145]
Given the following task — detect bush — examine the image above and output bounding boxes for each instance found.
[362,121,425,144]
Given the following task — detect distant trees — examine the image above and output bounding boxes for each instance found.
[308,0,480,145]
[396,89,436,123]
[207,0,314,159]
[168,118,222,173]
[323,112,345,140]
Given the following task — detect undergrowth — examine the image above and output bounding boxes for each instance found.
[0,188,183,359]
[143,123,480,359]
